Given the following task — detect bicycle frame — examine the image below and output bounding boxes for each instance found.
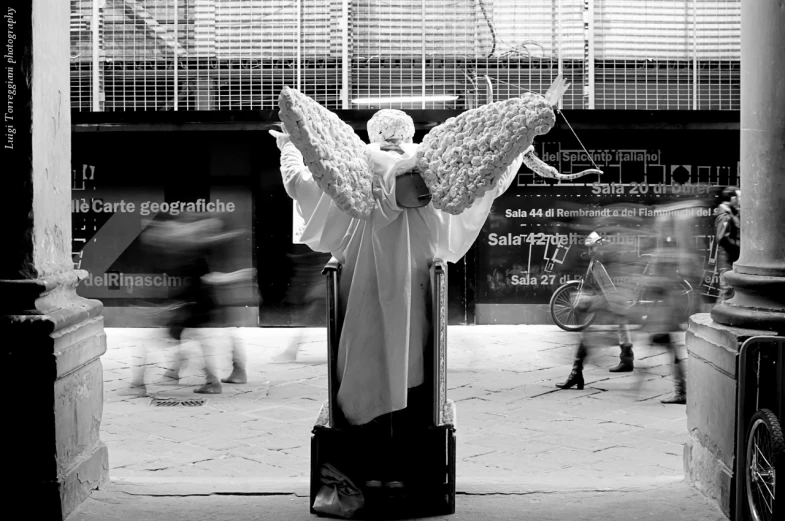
[581,245,686,299]
[561,232,696,327]
[573,251,618,303]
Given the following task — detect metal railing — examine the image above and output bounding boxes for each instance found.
[71,0,741,112]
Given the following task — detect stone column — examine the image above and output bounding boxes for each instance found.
[684,1,784,517]
[710,0,785,332]
[1,1,109,519]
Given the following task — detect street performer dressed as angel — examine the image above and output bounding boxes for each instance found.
[271,81,595,487]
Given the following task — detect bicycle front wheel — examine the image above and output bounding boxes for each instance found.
[745,408,784,521]
[549,281,596,332]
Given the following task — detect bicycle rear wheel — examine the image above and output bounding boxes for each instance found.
[549,281,596,332]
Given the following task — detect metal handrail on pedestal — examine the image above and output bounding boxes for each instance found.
[322,258,342,429]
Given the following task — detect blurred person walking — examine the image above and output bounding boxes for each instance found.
[642,204,704,404]
[201,268,257,383]
[641,256,688,403]
[138,214,247,394]
[556,202,704,399]
[272,251,328,362]
[714,186,740,302]
[161,215,224,394]
[556,232,640,390]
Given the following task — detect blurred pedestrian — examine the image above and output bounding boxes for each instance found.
[556,236,639,390]
[162,215,224,394]
[273,251,328,362]
[556,201,704,400]
[138,213,246,395]
[201,268,257,383]
[642,204,704,404]
[714,186,740,302]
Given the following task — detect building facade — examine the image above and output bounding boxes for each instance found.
[69,0,742,326]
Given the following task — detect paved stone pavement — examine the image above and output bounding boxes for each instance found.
[70,482,726,521]
[101,325,689,495]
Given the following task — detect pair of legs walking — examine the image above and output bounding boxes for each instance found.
[651,332,686,404]
[131,309,247,395]
[556,324,685,404]
[166,324,247,394]
[557,320,635,391]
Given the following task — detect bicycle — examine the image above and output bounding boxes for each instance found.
[549,231,695,332]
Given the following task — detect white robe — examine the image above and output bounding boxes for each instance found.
[280,140,522,425]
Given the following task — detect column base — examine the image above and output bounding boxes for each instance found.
[711,270,785,335]
[1,271,109,520]
[683,314,779,519]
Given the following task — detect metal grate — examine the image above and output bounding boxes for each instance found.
[694,0,740,110]
[70,0,100,111]
[70,0,741,113]
[478,0,585,109]
[352,0,478,111]
[151,397,207,407]
[351,1,585,110]
[594,0,740,110]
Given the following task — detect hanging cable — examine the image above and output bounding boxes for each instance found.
[477,0,497,59]
[557,109,601,172]
[484,77,603,178]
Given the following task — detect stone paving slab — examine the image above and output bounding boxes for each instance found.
[68,481,726,521]
[100,326,688,492]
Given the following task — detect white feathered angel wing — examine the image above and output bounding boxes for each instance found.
[277,86,376,220]
[416,93,557,215]
[416,76,600,215]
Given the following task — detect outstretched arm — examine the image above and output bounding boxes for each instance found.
[522,147,602,180]
[270,130,323,220]
[270,129,355,255]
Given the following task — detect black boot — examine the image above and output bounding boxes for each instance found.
[661,357,686,404]
[609,343,634,373]
[556,366,585,390]
[557,343,586,390]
